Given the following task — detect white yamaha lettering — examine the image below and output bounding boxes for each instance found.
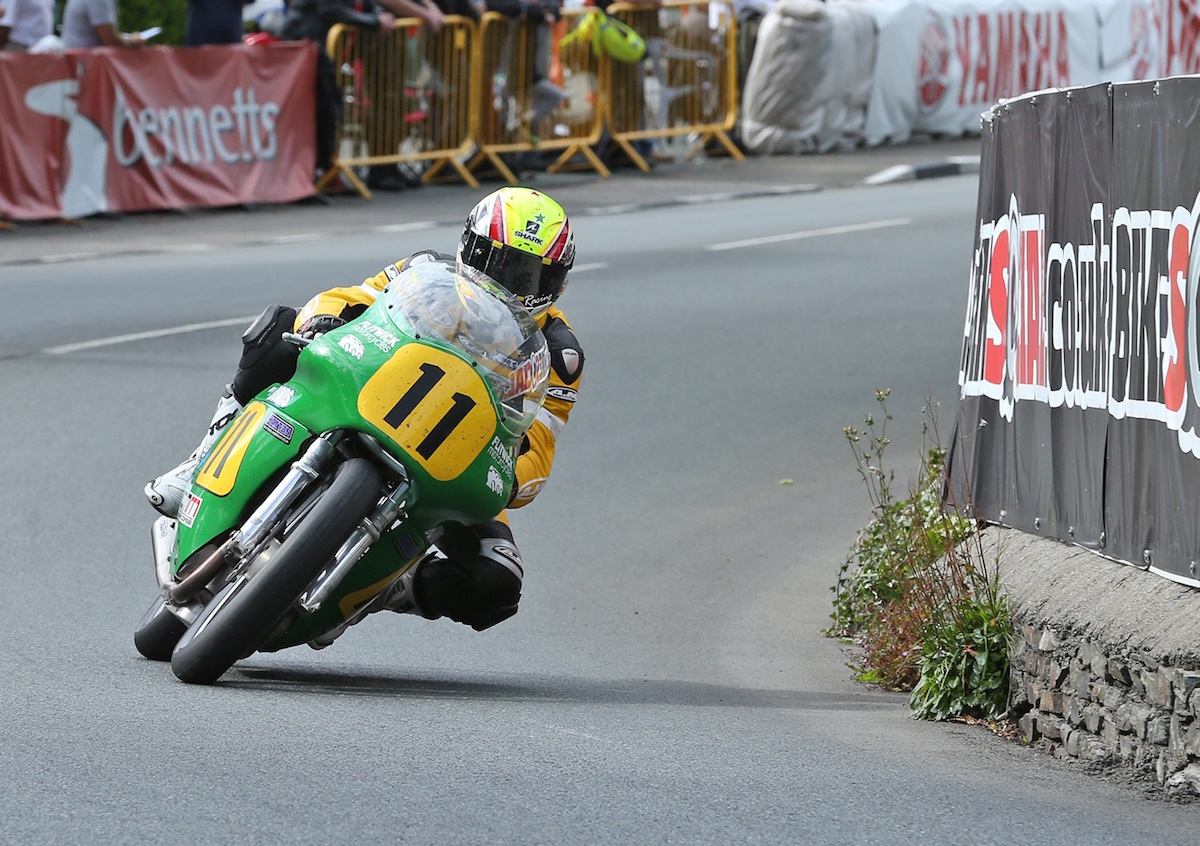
[951,11,1071,108]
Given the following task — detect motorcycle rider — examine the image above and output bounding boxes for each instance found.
[145,187,584,640]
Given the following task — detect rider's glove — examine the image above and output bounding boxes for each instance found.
[298,314,347,339]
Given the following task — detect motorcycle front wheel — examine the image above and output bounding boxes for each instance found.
[133,596,187,662]
[170,457,384,685]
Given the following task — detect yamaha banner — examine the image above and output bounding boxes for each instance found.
[950,78,1200,587]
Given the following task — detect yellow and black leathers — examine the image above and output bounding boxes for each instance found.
[225,252,582,631]
[293,252,584,511]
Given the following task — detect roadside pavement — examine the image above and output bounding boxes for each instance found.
[0,135,982,267]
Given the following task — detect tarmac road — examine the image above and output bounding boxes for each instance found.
[6,140,1200,842]
[0,135,984,266]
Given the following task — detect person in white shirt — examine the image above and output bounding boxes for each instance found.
[60,0,144,48]
[0,0,53,51]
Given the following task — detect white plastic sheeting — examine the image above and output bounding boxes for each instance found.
[741,0,1200,153]
[740,0,877,153]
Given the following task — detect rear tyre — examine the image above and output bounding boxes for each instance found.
[170,458,384,685]
[133,596,187,662]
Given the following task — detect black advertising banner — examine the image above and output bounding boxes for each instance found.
[1104,79,1200,582]
[951,85,1111,548]
[949,79,1200,586]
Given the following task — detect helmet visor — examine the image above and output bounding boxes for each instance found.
[462,231,569,310]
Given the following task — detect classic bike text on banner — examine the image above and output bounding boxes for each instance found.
[0,42,316,221]
[949,78,1200,587]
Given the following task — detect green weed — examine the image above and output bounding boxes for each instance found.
[830,389,1011,720]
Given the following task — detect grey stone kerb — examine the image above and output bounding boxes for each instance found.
[986,526,1200,796]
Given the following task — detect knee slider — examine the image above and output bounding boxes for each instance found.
[414,539,524,631]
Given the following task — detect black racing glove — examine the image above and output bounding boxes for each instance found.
[298,314,347,339]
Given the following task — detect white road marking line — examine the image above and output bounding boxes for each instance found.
[38,261,607,357]
[266,233,323,244]
[373,221,438,233]
[157,244,216,253]
[706,217,912,251]
[42,316,256,355]
[587,204,640,215]
[38,253,100,264]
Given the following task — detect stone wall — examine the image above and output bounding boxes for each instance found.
[988,527,1200,797]
[1008,619,1200,795]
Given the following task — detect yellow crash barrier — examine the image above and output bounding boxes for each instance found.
[603,1,742,172]
[466,10,608,183]
[318,16,480,197]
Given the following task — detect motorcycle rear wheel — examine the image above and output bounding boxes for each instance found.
[133,596,187,662]
[170,458,384,685]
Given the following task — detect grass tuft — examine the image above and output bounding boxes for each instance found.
[828,389,1011,721]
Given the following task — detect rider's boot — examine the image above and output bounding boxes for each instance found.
[308,562,432,650]
[144,387,243,518]
[378,566,427,616]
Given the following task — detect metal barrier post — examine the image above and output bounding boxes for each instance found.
[468,10,609,184]
[543,12,610,176]
[316,17,480,198]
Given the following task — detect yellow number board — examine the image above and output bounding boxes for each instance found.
[358,345,495,480]
[195,402,268,496]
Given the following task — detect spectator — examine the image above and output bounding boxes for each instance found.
[281,0,397,178]
[61,0,145,48]
[382,0,443,30]
[185,0,251,46]
[0,0,52,52]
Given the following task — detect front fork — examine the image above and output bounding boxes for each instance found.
[298,475,411,613]
[155,431,415,623]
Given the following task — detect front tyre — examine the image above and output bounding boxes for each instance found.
[134,596,187,662]
[170,458,384,685]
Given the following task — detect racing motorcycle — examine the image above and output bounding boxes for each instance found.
[133,259,550,684]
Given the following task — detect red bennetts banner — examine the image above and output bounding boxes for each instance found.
[0,42,316,221]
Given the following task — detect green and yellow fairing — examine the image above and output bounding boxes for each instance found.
[168,261,549,645]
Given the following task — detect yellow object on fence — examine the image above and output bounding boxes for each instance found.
[603,1,742,172]
[559,8,646,63]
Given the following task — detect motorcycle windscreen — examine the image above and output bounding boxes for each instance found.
[378,260,550,440]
